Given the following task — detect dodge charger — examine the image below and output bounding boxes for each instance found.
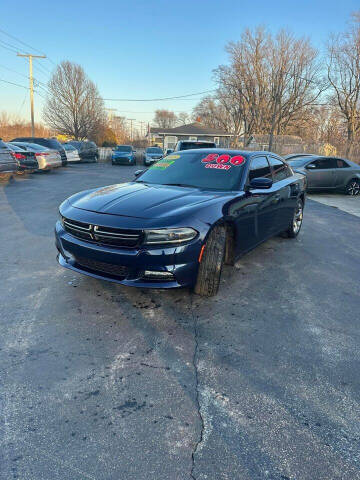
[55,149,306,296]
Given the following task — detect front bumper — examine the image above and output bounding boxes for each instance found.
[112,156,134,165]
[55,221,201,289]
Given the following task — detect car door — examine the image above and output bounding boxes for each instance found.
[305,157,337,188]
[332,158,351,188]
[267,155,297,231]
[246,155,281,242]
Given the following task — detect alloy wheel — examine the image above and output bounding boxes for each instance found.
[346,181,360,196]
[293,201,303,234]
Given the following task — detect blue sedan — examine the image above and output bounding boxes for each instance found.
[55,149,306,296]
[111,145,136,165]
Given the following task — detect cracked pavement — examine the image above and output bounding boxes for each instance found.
[1,163,360,480]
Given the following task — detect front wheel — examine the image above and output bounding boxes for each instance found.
[345,179,360,196]
[194,225,226,297]
[283,198,303,238]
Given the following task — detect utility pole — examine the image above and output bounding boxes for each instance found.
[128,118,135,142]
[17,53,46,137]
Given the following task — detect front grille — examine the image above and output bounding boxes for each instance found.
[114,157,131,162]
[63,217,142,248]
[75,256,128,278]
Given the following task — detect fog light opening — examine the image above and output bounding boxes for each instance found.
[142,270,174,281]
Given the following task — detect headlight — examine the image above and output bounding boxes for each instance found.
[58,211,64,227]
[144,228,198,245]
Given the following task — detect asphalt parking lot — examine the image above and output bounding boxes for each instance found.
[1,163,360,480]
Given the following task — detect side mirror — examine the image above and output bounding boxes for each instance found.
[249,177,273,189]
[166,149,174,155]
[134,169,144,177]
[306,163,316,169]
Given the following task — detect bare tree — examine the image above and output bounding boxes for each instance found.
[43,61,106,140]
[176,112,190,125]
[327,12,360,156]
[153,110,177,128]
[207,27,324,149]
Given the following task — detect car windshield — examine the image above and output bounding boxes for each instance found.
[287,158,311,167]
[63,144,75,151]
[146,147,162,154]
[136,151,247,191]
[68,141,81,148]
[116,146,132,152]
[18,143,50,152]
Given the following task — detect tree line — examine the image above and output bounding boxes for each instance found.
[192,12,360,156]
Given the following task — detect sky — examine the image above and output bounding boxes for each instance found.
[0,0,359,132]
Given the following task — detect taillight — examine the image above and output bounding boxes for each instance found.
[35,152,49,156]
[14,153,26,160]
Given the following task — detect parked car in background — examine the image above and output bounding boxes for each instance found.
[287,155,360,195]
[63,143,81,163]
[143,146,163,166]
[284,153,316,161]
[66,141,98,163]
[174,140,217,151]
[10,137,67,166]
[6,143,38,173]
[111,145,136,165]
[0,139,18,179]
[11,142,62,171]
[55,149,306,297]
[165,148,174,155]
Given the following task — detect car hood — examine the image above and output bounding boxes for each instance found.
[146,153,162,157]
[69,182,230,219]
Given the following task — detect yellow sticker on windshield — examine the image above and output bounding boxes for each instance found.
[150,160,175,169]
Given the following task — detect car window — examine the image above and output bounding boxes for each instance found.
[25,143,50,151]
[146,147,163,153]
[136,151,247,191]
[116,146,132,152]
[287,158,310,167]
[268,156,292,181]
[335,159,349,168]
[248,156,272,181]
[6,143,23,152]
[310,158,337,169]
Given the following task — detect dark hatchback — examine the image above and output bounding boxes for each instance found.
[11,137,67,166]
[67,141,98,162]
[55,150,306,296]
[6,143,39,172]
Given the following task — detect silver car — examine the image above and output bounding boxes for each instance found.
[11,142,62,170]
[287,156,360,195]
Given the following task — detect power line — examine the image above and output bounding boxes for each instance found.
[0,40,19,54]
[0,63,29,80]
[0,77,29,89]
[101,89,216,102]
[0,28,54,61]
[17,91,28,116]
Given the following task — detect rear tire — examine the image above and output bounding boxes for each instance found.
[345,179,360,196]
[194,225,226,297]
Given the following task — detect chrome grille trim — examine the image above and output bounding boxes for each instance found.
[62,217,142,248]
[93,225,139,239]
[64,219,92,232]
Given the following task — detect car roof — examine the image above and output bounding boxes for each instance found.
[12,141,50,150]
